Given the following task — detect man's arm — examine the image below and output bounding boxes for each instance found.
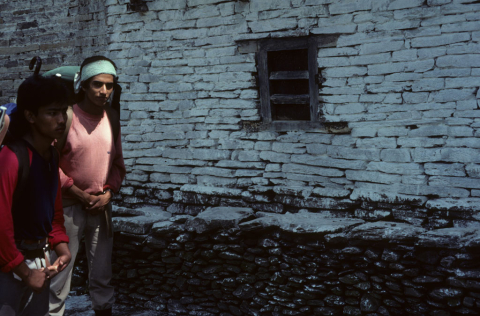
[59,165,108,216]
[66,184,99,207]
[59,160,100,209]
[58,165,74,193]
[47,243,70,279]
[49,171,70,246]
[48,171,71,277]
[13,262,48,293]
[86,125,125,212]
[0,147,49,291]
[0,114,10,145]
[0,147,26,273]
[103,120,126,193]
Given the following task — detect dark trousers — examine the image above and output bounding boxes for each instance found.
[0,245,50,316]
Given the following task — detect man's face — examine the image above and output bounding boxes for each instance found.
[83,73,114,107]
[28,103,68,141]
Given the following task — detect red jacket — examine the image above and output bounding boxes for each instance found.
[0,146,69,273]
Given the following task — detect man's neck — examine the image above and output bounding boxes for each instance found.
[78,99,104,115]
[23,132,52,160]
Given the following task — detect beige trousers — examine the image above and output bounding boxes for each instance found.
[49,203,114,316]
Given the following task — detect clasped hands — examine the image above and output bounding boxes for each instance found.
[67,185,112,215]
[81,190,112,215]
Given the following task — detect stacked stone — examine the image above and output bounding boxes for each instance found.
[104,0,480,223]
[2,0,480,224]
[86,207,480,315]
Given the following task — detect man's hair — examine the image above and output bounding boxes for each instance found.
[76,56,117,102]
[10,74,68,137]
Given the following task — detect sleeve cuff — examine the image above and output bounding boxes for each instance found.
[61,178,74,193]
[103,184,116,193]
[49,235,69,248]
[1,253,25,273]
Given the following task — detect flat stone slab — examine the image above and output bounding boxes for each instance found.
[275,195,359,210]
[240,210,364,234]
[426,198,480,212]
[113,206,171,235]
[180,184,243,197]
[65,294,160,316]
[350,189,427,206]
[113,205,480,248]
[185,207,254,233]
[416,227,480,248]
[112,205,146,217]
[347,222,426,242]
[152,220,187,235]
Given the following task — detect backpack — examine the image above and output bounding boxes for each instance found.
[5,139,30,205]
[0,103,28,205]
[5,139,59,206]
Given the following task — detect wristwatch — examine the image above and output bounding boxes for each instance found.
[103,188,113,196]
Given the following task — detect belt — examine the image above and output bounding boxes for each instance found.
[16,241,50,261]
[22,248,46,260]
[15,237,48,245]
[15,238,49,252]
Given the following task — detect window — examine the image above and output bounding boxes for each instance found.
[257,37,321,130]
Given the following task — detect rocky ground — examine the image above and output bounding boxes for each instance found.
[64,294,163,316]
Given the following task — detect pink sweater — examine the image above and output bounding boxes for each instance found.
[59,104,126,200]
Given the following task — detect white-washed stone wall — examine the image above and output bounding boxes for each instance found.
[1,0,480,225]
[0,0,108,103]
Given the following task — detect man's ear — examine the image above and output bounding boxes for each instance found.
[24,109,36,124]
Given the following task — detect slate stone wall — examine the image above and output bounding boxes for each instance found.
[0,0,107,103]
[3,2,480,314]
[1,0,480,220]
[113,0,480,221]
[93,206,480,315]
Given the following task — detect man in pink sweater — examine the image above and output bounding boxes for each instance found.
[49,56,126,316]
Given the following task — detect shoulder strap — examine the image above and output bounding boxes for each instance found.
[55,105,73,152]
[7,139,30,206]
[105,106,120,144]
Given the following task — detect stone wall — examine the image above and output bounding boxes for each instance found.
[3,2,480,314]
[0,0,108,104]
[112,0,480,223]
[1,0,480,222]
[101,206,480,315]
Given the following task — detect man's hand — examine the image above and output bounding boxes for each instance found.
[68,185,97,207]
[85,190,112,215]
[13,262,48,293]
[46,242,71,278]
[67,185,111,215]
[25,269,48,293]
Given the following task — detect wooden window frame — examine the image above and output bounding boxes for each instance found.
[257,37,321,131]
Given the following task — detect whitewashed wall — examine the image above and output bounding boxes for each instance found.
[1,0,480,223]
